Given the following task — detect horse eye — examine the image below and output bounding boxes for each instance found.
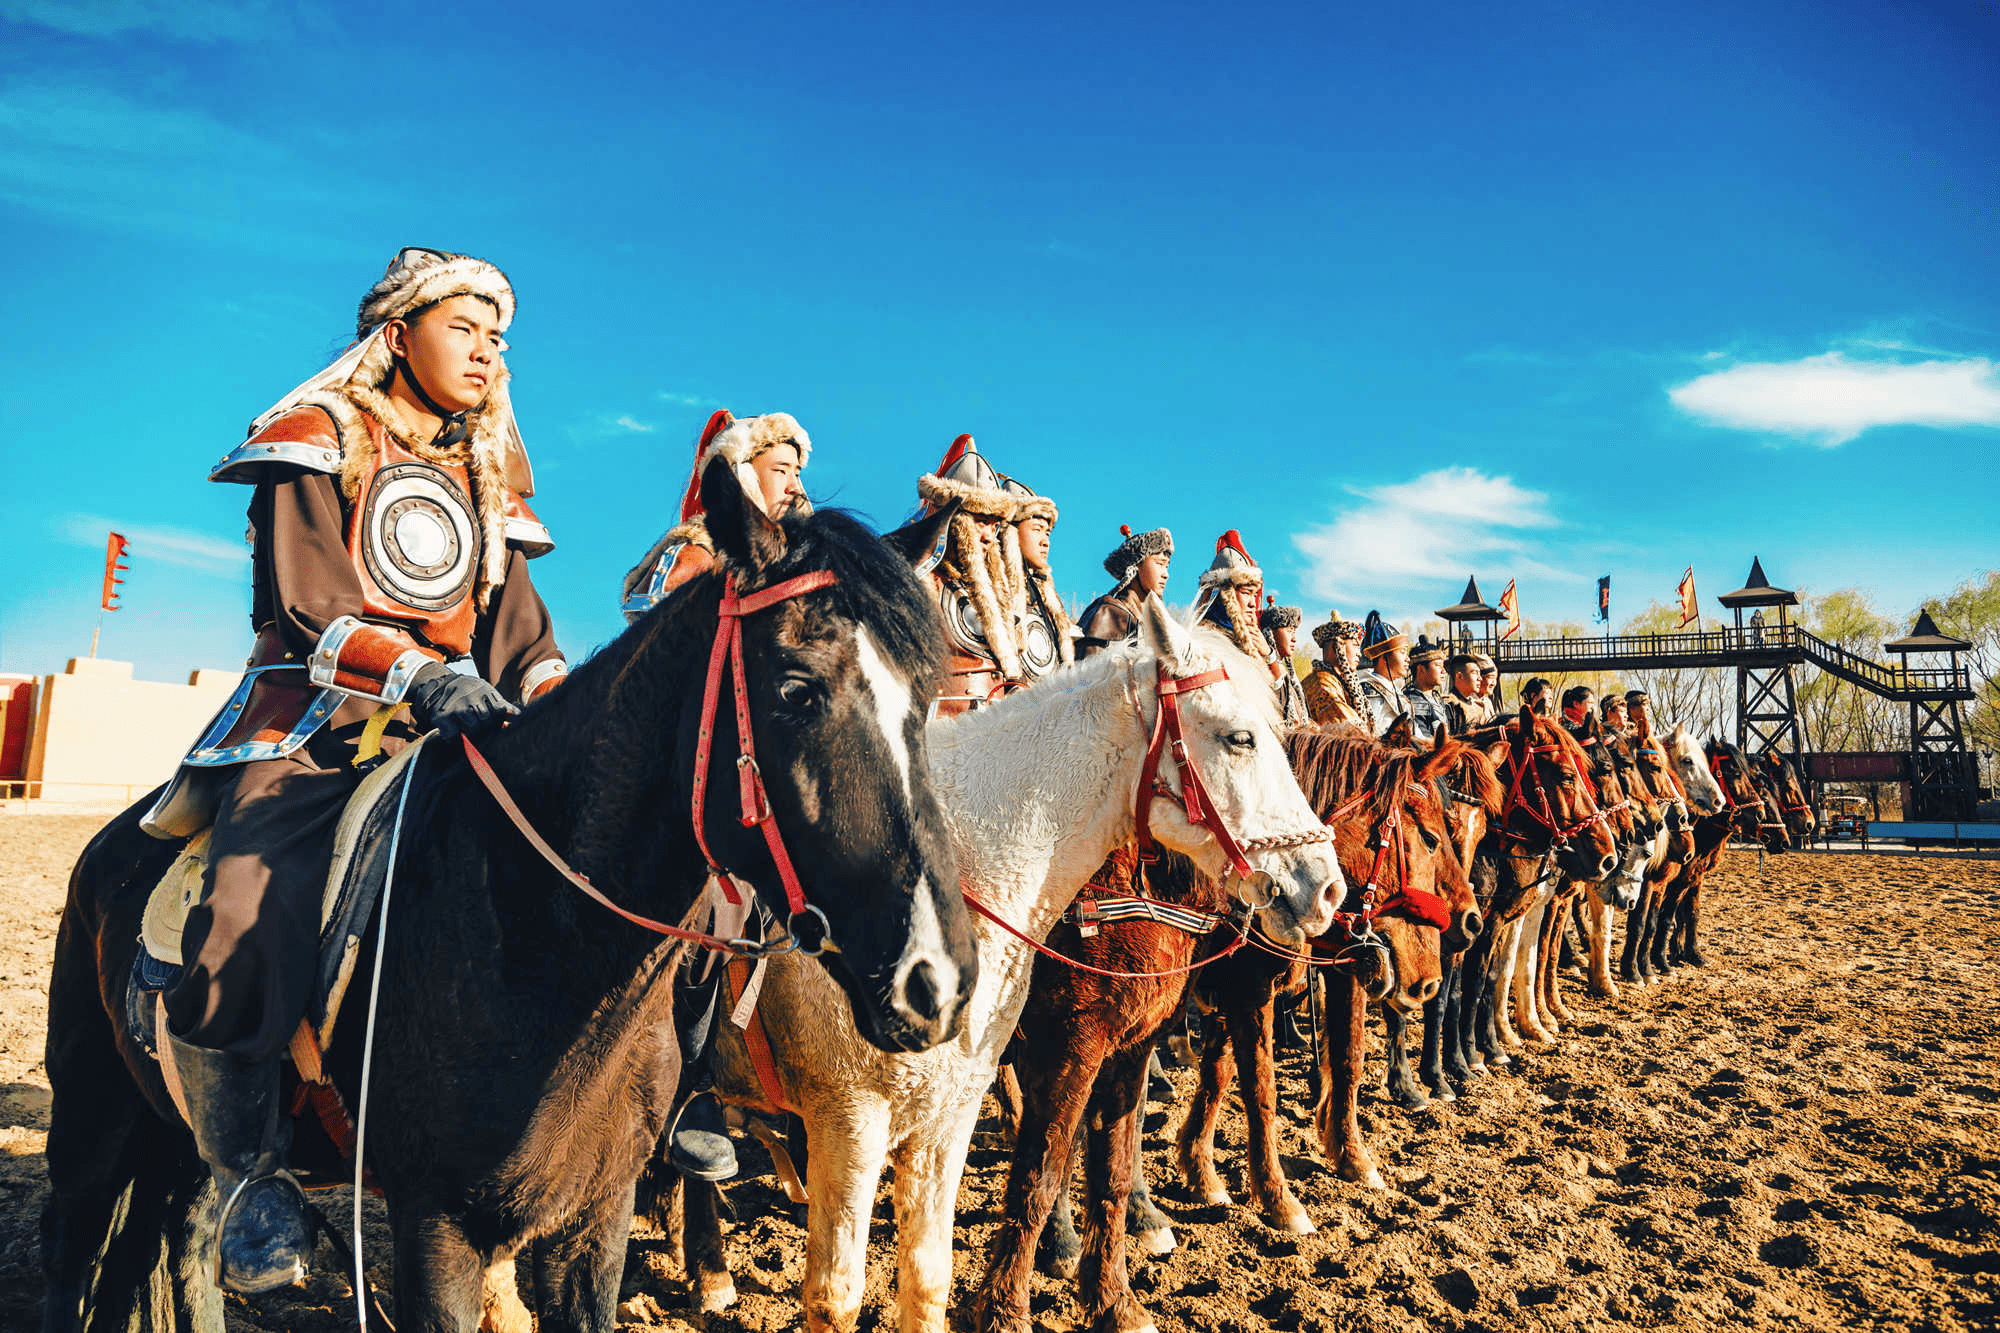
[777,677,820,710]
[1225,730,1255,749]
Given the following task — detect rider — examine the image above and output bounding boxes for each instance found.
[144,249,567,1293]
[1000,473,1075,681]
[1193,531,1295,714]
[1078,523,1172,657]
[621,410,810,620]
[1303,608,1365,726]
[1443,651,1485,733]
[1259,598,1309,726]
[1402,635,1450,743]
[1356,611,1411,735]
[618,409,814,1183]
[917,435,1028,717]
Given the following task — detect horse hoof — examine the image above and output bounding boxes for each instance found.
[1136,1225,1177,1256]
[1202,1187,1233,1206]
[1362,1167,1386,1191]
[1268,1201,1315,1234]
[696,1274,738,1313]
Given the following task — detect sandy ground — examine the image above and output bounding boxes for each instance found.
[3,811,1996,1332]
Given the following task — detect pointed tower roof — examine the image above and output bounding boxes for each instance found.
[1885,609,1972,655]
[1437,575,1504,622]
[1717,556,1798,608]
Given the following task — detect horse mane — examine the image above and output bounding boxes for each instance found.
[1280,724,1419,826]
[1428,735,1502,818]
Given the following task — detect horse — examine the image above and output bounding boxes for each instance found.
[1413,735,1505,1101]
[1619,718,1725,985]
[682,601,1345,1333]
[1572,721,1664,1001]
[1177,725,1479,1225]
[1759,751,1817,846]
[40,459,978,1333]
[1639,739,1764,975]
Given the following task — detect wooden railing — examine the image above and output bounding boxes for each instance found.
[1488,624,1971,700]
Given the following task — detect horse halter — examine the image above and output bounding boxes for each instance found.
[1502,731,1607,854]
[692,569,840,953]
[1339,784,1452,934]
[1129,659,1332,883]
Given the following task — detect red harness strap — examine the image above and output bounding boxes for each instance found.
[691,570,839,948]
[1132,663,1256,880]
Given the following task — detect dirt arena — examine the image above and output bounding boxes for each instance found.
[3,811,1996,1332]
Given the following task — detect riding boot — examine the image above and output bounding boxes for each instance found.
[166,1032,312,1294]
[669,965,739,1182]
[1272,992,1307,1051]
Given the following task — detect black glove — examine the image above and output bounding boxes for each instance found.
[405,661,518,740]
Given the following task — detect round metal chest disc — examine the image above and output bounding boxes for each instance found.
[361,462,478,612]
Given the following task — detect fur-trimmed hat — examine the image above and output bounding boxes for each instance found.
[1197,530,1263,593]
[1408,634,1447,666]
[1103,524,1172,589]
[1001,474,1057,527]
[356,247,515,335]
[669,408,812,540]
[918,435,1017,520]
[999,473,1074,668]
[1361,611,1409,660]
[1259,597,1302,633]
[1311,607,1363,652]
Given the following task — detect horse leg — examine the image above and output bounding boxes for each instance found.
[1313,970,1381,1189]
[1223,995,1312,1232]
[1432,953,1471,1090]
[682,1176,736,1312]
[1649,876,1681,977]
[1511,900,1553,1044]
[995,1062,1025,1146]
[1418,954,1456,1100]
[802,1107,892,1333]
[1541,897,1574,1026]
[1679,877,1709,966]
[1488,918,1525,1052]
[394,1208,490,1333]
[975,1048,1096,1331]
[1380,1005,1429,1111]
[1039,1133,1085,1279]
[1124,1072,1175,1257]
[1585,896,1619,999]
[1454,931,1491,1076]
[1174,1005,1234,1206]
[1076,1049,1159,1333]
[1619,887,1648,983]
[532,1187,638,1333]
[1474,931,1510,1065]
[889,1100,980,1333]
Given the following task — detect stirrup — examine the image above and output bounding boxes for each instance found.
[214,1168,312,1294]
[668,1089,739,1182]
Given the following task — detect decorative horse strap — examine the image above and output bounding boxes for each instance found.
[462,567,839,958]
[1503,735,1607,850]
[1707,751,1740,809]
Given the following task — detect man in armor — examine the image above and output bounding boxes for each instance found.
[1259,599,1309,726]
[620,410,810,620]
[1444,651,1485,733]
[999,474,1074,681]
[143,249,567,1293]
[916,435,1028,717]
[1356,611,1412,736]
[1475,651,1501,714]
[1303,608,1365,726]
[614,408,813,1183]
[1077,523,1172,656]
[1403,635,1451,742]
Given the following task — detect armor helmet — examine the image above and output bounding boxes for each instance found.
[917,435,1017,519]
[1362,611,1410,660]
[1001,473,1057,528]
[673,408,814,528]
[1196,529,1262,593]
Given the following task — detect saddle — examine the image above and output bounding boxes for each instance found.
[132,736,432,1062]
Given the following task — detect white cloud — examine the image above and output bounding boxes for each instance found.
[657,390,723,409]
[613,415,653,433]
[1291,468,1564,607]
[1668,352,2000,445]
[0,0,298,41]
[56,514,248,574]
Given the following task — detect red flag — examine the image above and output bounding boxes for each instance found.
[1499,579,1521,641]
[100,532,130,612]
[1676,566,1698,628]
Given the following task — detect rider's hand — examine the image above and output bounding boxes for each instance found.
[406,661,519,740]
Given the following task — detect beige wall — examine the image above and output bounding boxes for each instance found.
[24,658,242,803]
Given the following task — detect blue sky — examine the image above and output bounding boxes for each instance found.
[3,0,1997,682]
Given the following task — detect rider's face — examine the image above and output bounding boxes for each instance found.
[974,515,1001,550]
[750,442,802,517]
[1018,515,1051,566]
[1136,552,1170,595]
[1231,582,1263,622]
[387,295,504,415]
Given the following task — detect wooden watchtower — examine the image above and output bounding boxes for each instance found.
[1436,576,1505,655]
[1885,610,1976,820]
[1717,557,1802,761]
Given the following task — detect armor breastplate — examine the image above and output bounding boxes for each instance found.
[1017,590,1061,680]
[936,575,1000,665]
[347,429,481,654]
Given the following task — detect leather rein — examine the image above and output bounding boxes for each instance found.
[463,568,839,959]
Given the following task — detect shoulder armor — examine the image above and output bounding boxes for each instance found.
[210,405,343,483]
[503,488,555,557]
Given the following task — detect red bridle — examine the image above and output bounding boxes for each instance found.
[1131,661,1259,880]
[691,570,840,951]
[460,567,840,958]
[1503,732,1607,850]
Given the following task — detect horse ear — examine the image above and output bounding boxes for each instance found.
[701,454,786,572]
[1139,592,1191,671]
[884,499,958,570]
[1380,714,1414,748]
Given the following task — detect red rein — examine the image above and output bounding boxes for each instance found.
[465,568,839,958]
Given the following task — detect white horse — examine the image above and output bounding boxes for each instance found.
[709,597,1344,1333]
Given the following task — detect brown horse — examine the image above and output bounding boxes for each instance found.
[1643,739,1765,973]
[1179,727,1479,1207]
[1618,716,1713,985]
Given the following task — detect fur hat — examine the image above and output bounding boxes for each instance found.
[1259,598,1302,633]
[1196,530,1263,593]
[918,435,1018,520]
[668,408,813,544]
[244,249,528,611]
[1408,634,1447,666]
[1311,606,1363,652]
[1103,523,1173,589]
[1002,474,1057,527]
[1361,611,1409,661]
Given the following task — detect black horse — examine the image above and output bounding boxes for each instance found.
[41,457,978,1333]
